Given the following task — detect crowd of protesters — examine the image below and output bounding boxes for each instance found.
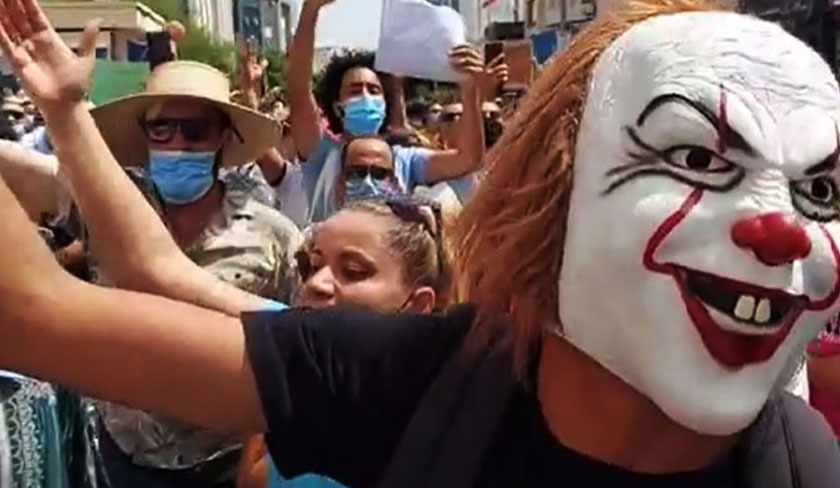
[3,0,840,487]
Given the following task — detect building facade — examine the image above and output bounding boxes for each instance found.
[185,0,237,42]
[428,0,462,11]
[231,0,298,52]
[460,0,523,42]
[184,0,298,52]
[42,0,166,61]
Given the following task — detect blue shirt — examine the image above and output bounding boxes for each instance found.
[268,456,346,488]
[302,135,432,223]
[20,126,52,155]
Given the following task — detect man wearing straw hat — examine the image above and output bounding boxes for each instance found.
[89,59,304,487]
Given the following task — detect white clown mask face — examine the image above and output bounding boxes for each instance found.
[559,11,840,436]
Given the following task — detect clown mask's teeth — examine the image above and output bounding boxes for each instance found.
[754,299,771,324]
[733,295,772,325]
[734,295,755,321]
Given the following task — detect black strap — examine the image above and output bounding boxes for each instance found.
[379,341,516,488]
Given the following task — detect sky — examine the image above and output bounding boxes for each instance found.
[312,0,385,50]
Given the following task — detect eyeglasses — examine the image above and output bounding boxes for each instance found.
[140,117,242,144]
[344,165,394,181]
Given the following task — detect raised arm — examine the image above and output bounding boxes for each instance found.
[422,46,488,184]
[287,0,335,157]
[0,158,265,434]
[0,0,268,316]
[237,38,263,111]
[387,75,408,131]
[0,138,68,222]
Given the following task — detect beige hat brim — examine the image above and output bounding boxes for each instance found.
[90,93,281,168]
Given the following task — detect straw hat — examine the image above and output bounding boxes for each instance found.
[91,61,281,167]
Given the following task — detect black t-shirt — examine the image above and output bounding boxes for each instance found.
[243,306,737,488]
[478,387,738,487]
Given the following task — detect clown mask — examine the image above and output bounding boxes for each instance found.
[558,11,840,436]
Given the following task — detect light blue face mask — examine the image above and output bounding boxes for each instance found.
[342,95,386,135]
[344,174,398,205]
[148,150,216,205]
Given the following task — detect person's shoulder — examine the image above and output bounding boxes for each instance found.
[740,393,840,485]
[245,304,476,344]
[242,197,301,231]
[393,145,433,161]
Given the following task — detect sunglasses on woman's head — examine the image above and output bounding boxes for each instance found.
[344,165,394,181]
[384,198,442,239]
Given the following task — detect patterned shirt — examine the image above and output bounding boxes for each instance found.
[94,166,304,469]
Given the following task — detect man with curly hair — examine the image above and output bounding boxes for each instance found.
[280,0,490,224]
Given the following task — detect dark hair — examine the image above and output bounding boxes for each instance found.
[406,100,428,121]
[0,115,19,141]
[484,116,504,149]
[315,50,394,135]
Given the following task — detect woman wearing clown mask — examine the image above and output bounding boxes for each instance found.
[3,1,840,488]
[278,0,489,224]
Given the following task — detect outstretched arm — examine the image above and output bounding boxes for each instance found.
[287,0,334,157]
[422,46,490,184]
[0,162,266,434]
[0,0,269,316]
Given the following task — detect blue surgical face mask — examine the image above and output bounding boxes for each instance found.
[342,95,386,136]
[344,174,397,205]
[148,150,216,205]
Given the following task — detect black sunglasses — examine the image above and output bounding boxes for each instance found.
[344,165,394,181]
[139,117,243,144]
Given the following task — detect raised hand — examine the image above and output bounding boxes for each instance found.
[449,45,485,85]
[0,0,100,115]
[242,58,266,87]
[477,52,509,99]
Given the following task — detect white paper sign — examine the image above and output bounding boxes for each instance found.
[375,0,466,83]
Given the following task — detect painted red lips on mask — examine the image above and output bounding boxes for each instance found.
[643,189,840,369]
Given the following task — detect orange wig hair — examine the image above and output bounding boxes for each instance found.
[451,0,729,375]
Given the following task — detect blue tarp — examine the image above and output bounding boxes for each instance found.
[530,29,558,65]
